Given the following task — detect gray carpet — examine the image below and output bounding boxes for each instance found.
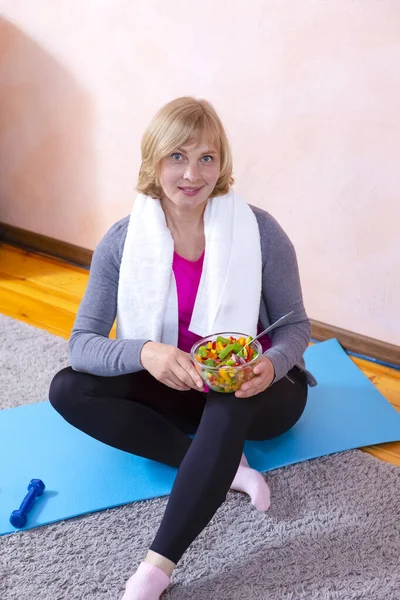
[1,313,399,600]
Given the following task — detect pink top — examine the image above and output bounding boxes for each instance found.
[172,251,272,354]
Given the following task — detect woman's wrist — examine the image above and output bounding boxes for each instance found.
[263,353,276,385]
[140,341,155,368]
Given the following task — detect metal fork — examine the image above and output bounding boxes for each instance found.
[238,310,296,384]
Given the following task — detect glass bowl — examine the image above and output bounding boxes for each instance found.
[190,332,262,393]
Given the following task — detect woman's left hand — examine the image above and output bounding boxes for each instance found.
[235,356,275,398]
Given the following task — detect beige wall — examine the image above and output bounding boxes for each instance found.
[0,1,399,345]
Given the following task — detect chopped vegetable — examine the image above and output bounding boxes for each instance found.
[218,343,235,361]
[216,335,231,345]
[198,346,208,358]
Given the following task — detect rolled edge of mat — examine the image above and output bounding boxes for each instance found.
[311,320,400,369]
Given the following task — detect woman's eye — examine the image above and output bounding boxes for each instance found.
[171,152,183,161]
[201,155,213,163]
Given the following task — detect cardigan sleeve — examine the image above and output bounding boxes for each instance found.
[258,212,311,382]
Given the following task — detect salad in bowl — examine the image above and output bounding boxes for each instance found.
[191,332,262,393]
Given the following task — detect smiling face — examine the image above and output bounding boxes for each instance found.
[159,134,221,209]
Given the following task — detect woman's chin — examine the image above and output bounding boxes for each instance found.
[167,191,209,209]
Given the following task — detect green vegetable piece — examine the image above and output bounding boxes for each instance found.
[204,358,215,367]
[198,346,208,358]
[218,343,235,361]
[232,341,242,354]
[216,335,230,345]
[245,336,253,344]
[219,356,235,367]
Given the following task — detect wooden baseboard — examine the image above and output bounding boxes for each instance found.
[311,320,399,368]
[0,221,92,268]
[1,221,399,366]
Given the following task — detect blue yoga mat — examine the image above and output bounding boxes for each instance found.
[1,338,400,536]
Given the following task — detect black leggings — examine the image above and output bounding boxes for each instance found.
[49,366,307,564]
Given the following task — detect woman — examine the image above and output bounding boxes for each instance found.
[49,96,316,600]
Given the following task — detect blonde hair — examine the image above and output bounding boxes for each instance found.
[137,97,234,199]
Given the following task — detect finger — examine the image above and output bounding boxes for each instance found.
[164,378,191,391]
[175,360,204,390]
[164,375,191,391]
[235,378,262,398]
[253,361,269,375]
[235,386,261,398]
[182,353,206,390]
[170,363,195,389]
[186,364,204,390]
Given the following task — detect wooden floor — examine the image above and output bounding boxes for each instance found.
[1,243,399,466]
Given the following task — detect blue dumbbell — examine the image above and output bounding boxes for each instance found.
[9,479,46,528]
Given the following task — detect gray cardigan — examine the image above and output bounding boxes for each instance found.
[69,204,317,386]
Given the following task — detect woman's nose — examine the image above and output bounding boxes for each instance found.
[184,161,201,182]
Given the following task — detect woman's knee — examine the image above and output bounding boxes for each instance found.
[204,391,256,433]
[247,370,308,440]
[48,367,87,416]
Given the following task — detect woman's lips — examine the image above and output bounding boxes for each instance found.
[178,186,204,196]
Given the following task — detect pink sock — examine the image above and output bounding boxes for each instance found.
[230,453,271,511]
[121,562,170,600]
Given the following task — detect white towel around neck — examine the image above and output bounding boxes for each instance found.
[117,189,262,346]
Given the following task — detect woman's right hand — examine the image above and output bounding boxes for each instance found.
[140,342,204,392]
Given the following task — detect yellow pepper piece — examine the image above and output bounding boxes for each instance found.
[238,337,246,346]
[218,368,231,382]
[207,341,213,349]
